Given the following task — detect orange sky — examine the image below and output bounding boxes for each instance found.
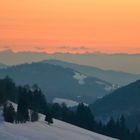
[0,0,140,53]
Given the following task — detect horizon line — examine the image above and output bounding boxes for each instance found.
[0,49,140,55]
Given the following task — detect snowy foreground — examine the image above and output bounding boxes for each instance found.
[0,114,117,140]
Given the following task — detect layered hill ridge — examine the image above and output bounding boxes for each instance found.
[0,62,115,103]
[43,59,140,86]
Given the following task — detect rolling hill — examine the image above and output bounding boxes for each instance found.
[43,59,140,86]
[0,63,115,103]
[0,50,140,75]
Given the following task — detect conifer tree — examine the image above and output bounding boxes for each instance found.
[76,103,95,131]
[31,110,39,122]
[45,111,53,125]
[3,102,15,123]
[106,117,117,138]
[17,97,29,123]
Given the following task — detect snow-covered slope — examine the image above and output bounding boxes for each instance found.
[0,108,117,140]
[0,119,117,140]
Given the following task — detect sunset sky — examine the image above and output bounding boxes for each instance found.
[0,0,140,53]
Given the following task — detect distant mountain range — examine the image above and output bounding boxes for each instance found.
[0,62,115,103]
[90,80,140,129]
[42,59,140,86]
[0,50,140,74]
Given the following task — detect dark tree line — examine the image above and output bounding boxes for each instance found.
[1,77,140,140]
[50,103,140,140]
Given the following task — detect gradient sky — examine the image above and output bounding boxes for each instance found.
[0,0,140,53]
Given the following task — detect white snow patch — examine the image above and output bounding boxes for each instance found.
[73,72,87,85]
[53,98,78,107]
[53,98,88,107]
[97,96,103,99]
[104,86,114,92]
[96,81,114,92]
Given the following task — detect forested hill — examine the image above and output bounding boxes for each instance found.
[90,79,140,129]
